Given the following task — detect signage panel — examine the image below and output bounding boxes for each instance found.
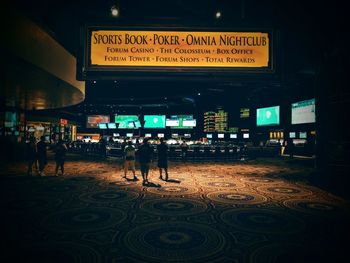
[89,30,269,68]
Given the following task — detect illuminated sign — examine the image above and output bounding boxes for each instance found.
[60,119,68,125]
[89,30,269,68]
[240,108,250,118]
[87,115,110,128]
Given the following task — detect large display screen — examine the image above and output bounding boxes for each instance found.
[115,115,141,129]
[256,106,280,126]
[230,134,237,139]
[291,98,316,124]
[166,119,180,127]
[144,115,166,128]
[218,134,224,138]
[169,115,195,129]
[87,115,110,128]
[183,119,196,127]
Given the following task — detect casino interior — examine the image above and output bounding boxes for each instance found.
[1,0,349,262]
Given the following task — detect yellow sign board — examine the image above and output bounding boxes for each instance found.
[90,30,269,68]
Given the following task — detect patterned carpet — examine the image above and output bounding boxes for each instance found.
[1,156,349,262]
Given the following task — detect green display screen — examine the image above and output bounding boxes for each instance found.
[256,106,280,126]
[169,115,195,129]
[115,115,141,129]
[144,115,166,128]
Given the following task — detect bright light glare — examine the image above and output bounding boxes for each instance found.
[111,6,119,17]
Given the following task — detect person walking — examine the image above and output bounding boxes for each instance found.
[180,140,188,161]
[138,138,153,185]
[55,139,67,176]
[36,136,47,176]
[123,140,137,180]
[157,138,169,181]
[26,137,38,176]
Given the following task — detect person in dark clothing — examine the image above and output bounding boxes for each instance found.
[157,138,169,181]
[55,139,67,176]
[180,140,188,161]
[123,140,137,180]
[99,138,107,158]
[26,137,38,176]
[287,138,295,158]
[36,136,47,176]
[121,138,127,156]
[138,138,153,185]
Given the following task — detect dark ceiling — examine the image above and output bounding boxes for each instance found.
[5,0,346,113]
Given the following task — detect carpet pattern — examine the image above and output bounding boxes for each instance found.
[1,157,350,262]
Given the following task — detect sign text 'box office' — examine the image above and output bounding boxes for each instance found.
[80,28,273,78]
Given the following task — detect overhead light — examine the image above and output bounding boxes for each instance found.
[215,11,221,19]
[197,92,201,96]
[93,80,96,84]
[111,5,119,17]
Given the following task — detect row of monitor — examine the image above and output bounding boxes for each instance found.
[87,115,196,129]
[289,132,307,139]
[113,132,306,139]
[109,133,248,139]
[256,98,315,126]
[207,133,249,139]
[86,98,316,129]
[111,133,192,138]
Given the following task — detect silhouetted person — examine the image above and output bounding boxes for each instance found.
[123,140,137,180]
[26,137,38,176]
[36,136,47,176]
[157,138,169,181]
[99,137,107,158]
[55,139,67,176]
[180,140,188,161]
[135,138,140,147]
[121,138,127,156]
[287,138,295,159]
[138,138,153,185]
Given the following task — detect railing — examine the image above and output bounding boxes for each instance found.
[67,142,248,161]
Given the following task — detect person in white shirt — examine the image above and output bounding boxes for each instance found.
[123,140,137,180]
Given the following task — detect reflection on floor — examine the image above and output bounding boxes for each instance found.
[1,156,349,262]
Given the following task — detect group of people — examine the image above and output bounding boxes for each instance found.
[122,138,169,185]
[26,136,67,176]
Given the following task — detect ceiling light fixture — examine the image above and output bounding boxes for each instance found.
[215,11,221,19]
[111,5,119,17]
